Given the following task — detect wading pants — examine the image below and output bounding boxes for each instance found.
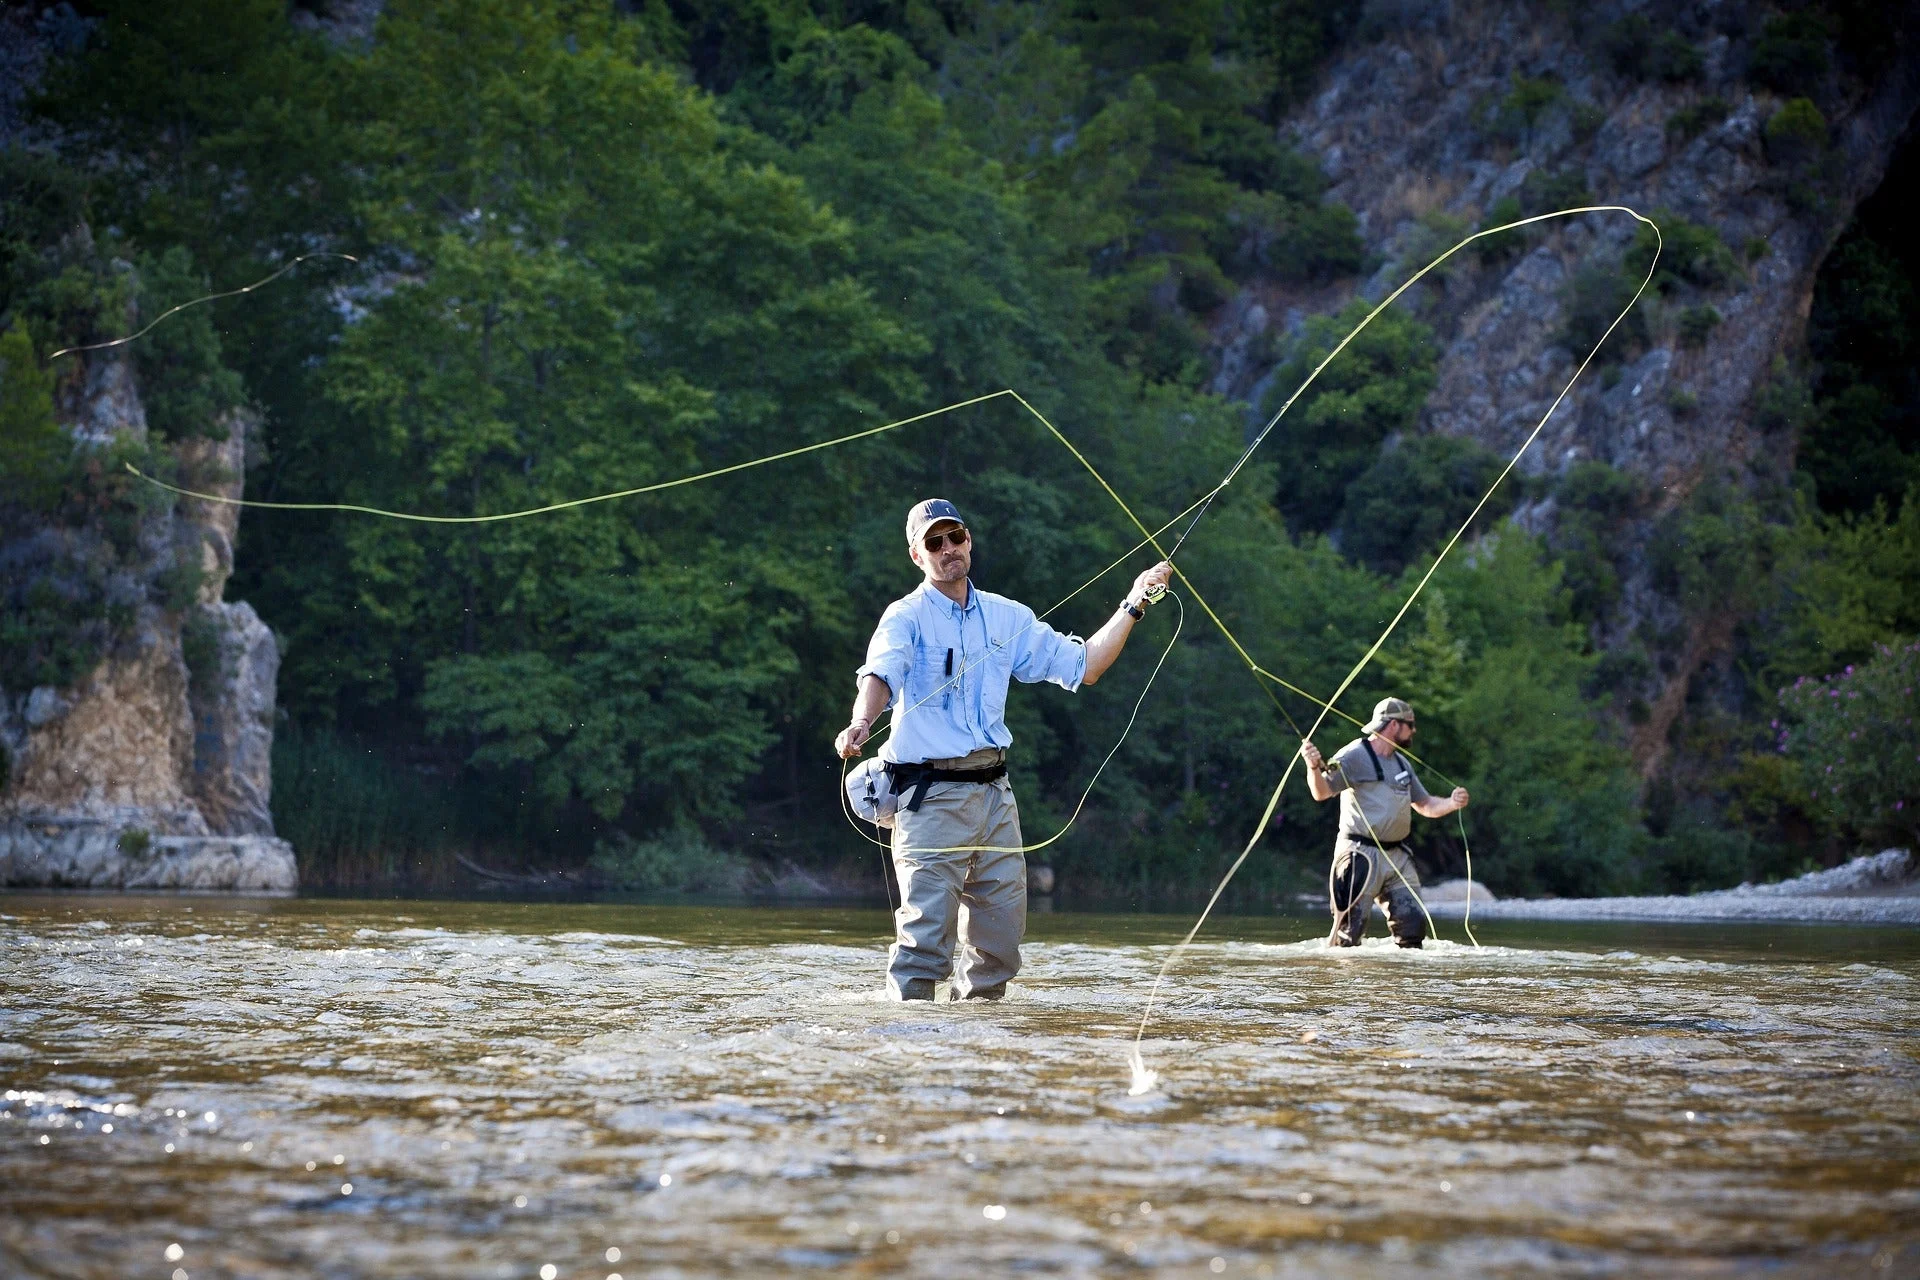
[888,754,1025,999]
[1328,842,1425,948]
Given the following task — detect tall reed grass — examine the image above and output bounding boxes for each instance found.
[271,726,473,892]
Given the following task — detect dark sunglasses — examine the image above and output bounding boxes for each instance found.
[922,527,970,552]
[1393,718,1417,730]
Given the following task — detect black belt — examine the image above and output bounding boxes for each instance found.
[1342,832,1407,850]
[886,761,1008,813]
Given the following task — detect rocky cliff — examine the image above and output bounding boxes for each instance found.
[1210,1,1920,772]
[0,340,295,893]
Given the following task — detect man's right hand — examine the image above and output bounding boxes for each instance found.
[1300,739,1324,771]
[835,719,871,759]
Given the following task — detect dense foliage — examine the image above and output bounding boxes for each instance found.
[2,0,1912,903]
[1778,642,1920,850]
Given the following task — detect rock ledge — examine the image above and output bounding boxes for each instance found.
[0,820,296,894]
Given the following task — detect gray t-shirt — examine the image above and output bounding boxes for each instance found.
[1325,737,1430,846]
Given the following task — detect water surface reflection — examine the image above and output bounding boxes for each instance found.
[3,895,1916,1277]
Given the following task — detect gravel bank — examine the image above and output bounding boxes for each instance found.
[1425,849,1920,925]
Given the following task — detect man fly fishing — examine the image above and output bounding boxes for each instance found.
[1300,698,1470,948]
[836,499,1172,1001]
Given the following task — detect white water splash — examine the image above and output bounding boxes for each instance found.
[1126,1045,1159,1096]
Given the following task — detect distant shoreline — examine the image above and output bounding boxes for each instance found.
[1426,848,1919,926]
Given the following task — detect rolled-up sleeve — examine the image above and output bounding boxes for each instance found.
[854,601,915,707]
[1009,606,1087,692]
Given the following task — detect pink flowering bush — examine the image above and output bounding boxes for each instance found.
[1777,640,1920,848]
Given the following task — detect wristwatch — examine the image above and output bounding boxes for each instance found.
[1121,599,1145,620]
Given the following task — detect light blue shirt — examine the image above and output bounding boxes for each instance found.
[857,580,1087,764]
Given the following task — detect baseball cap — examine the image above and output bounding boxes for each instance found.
[1364,697,1415,733]
[905,498,967,545]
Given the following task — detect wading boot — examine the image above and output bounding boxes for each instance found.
[898,978,937,1001]
[960,982,1006,1001]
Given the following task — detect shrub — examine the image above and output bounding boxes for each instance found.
[1648,478,1774,617]
[0,568,110,691]
[1626,213,1740,293]
[1552,461,1641,624]
[1765,98,1828,167]
[1677,304,1722,348]
[1269,199,1365,282]
[1666,97,1730,143]
[1557,261,1647,360]
[1468,168,1598,271]
[1600,18,1703,83]
[131,248,246,442]
[1398,210,1470,280]
[1263,300,1438,534]
[1748,13,1831,96]
[1570,101,1606,142]
[1334,434,1516,574]
[1777,640,1920,849]
[1474,195,1527,264]
[181,609,223,687]
[152,552,206,613]
[1598,16,1654,78]
[117,828,152,857]
[1518,167,1590,216]
[0,322,64,511]
[1754,359,1815,436]
[1480,74,1564,145]
[1650,31,1706,82]
[1639,803,1758,894]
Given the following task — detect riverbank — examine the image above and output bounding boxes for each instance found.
[1426,848,1920,925]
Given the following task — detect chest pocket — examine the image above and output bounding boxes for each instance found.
[978,635,1016,724]
[1390,768,1412,795]
[904,637,949,712]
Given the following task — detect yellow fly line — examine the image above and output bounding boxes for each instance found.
[1125,204,1660,1094]
[49,253,360,362]
[111,206,1658,1081]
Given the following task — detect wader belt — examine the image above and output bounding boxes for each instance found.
[886,761,1008,813]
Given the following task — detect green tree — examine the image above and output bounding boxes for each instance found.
[1767,487,1920,684]
[1428,533,1638,896]
[1334,434,1515,575]
[0,323,63,510]
[1262,300,1439,536]
[268,0,922,826]
[1778,641,1920,850]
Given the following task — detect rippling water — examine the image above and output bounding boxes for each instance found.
[3,894,1917,1278]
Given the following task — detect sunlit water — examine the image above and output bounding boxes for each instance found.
[3,895,1918,1278]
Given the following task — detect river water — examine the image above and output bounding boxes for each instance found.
[3,894,1917,1278]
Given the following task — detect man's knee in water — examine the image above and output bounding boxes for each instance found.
[1384,887,1425,949]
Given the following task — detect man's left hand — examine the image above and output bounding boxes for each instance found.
[1129,561,1173,609]
[1451,787,1470,810]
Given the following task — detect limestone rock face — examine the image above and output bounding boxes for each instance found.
[1212,6,1920,768]
[187,600,281,838]
[0,824,294,893]
[1253,12,1920,489]
[6,607,202,831]
[2,344,295,893]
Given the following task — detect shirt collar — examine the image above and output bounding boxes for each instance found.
[918,578,976,615]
